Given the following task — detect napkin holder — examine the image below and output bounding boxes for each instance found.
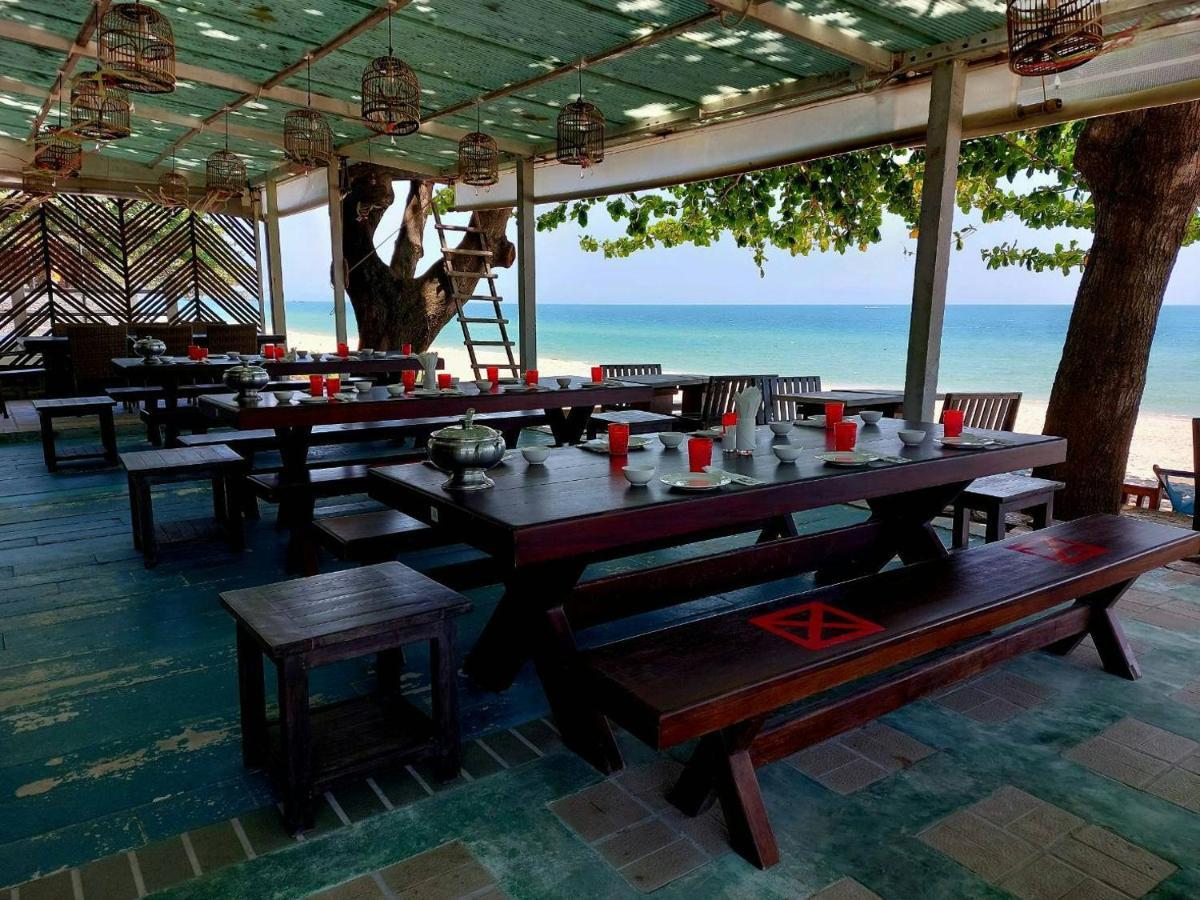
[734,386,761,456]
[417,351,439,390]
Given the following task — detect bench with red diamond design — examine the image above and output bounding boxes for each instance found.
[580,514,1199,870]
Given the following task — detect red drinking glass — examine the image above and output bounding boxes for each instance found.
[309,375,324,397]
[524,369,539,387]
[187,345,200,361]
[834,421,857,451]
[275,345,285,358]
[326,375,341,397]
[337,342,349,358]
[943,408,964,437]
[688,437,714,472]
[199,347,209,360]
[402,342,412,355]
[825,402,844,427]
[486,366,499,383]
[262,344,275,360]
[591,366,603,383]
[438,373,452,390]
[721,411,737,433]
[401,369,416,391]
[607,422,630,455]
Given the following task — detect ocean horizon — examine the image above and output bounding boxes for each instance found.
[281,302,1200,417]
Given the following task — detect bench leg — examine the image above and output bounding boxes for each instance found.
[1029,495,1054,530]
[985,505,1006,543]
[277,656,313,834]
[952,503,970,550]
[236,625,268,769]
[99,408,117,464]
[39,414,57,472]
[1045,581,1140,679]
[376,647,407,697]
[127,474,142,551]
[134,480,157,568]
[429,621,461,781]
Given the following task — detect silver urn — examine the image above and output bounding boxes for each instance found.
[133,335,167,364]
[426,408,507,491]
[222,363,270,403]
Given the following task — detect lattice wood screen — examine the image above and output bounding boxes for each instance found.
[0,191,262,363]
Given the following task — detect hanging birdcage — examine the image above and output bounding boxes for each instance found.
[458,131,499,187]
[98,1,176,94]
[70,71,131,140]
[361,6,420,136]
[21,168,56,196]
[33,125,82,176]
[157,169,189,207]
[205,149,246,198]
[1006,0,1103,76]
[557,63,605,167]
[284,55,332,167]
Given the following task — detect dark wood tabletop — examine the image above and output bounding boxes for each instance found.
[775,389,905,408]
[112,355,429,383]
[615,373,707,388]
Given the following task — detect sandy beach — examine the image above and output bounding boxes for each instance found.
[287,327,1191,481]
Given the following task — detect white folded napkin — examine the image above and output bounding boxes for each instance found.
[733,386,762,452]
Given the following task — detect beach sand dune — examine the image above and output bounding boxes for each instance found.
[286,328,1192,481]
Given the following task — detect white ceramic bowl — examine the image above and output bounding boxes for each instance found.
[474,379,493,392]
[386,383,406,396]
[898,429,927,446]
[658,432,686,448]
[358,348,374,358]
[334,392,357,402]
[226,352,241,361]
[859,410,883,424]
[556,377,573,389]
[354,380,374,393]
[769,421,793,435]
[772,445,804,463]
[521,446,550,464]
[272,390,294,404]
[623,465,656,485]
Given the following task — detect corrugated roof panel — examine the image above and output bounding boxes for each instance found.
[780,0,1006,50]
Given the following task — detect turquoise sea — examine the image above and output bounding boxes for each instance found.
[282,302,1200,417]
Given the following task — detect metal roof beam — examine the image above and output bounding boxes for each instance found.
[707,1,896,72]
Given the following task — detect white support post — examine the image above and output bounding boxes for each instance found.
[327,157,348,346]
[516,159,537,371]
[903,59,967,423]
[264,178,287,337]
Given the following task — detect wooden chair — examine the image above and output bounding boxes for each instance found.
[767,375,822,423]
[54,323,129,392]
[600,364,662,379]
[698,375,776,427]
[1153,417,1198,531]
[206,322,260,355]
[939,392,1022,431]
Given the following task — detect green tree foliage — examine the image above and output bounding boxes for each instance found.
[535,122,1200,276]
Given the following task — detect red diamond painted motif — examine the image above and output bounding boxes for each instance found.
[749,601,884,651]
[1007,535,1108,565]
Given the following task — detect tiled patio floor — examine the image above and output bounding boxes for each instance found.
[1,416,1198,898]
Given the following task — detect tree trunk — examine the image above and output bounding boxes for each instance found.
[1037,101,1200,518]
[339,163,515,352]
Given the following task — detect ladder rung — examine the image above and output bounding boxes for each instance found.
[468,340,514,347]
[436,224,481,233]
[462,316,509,324]
[476,362,521,370]
[453,294,496,301]
[443,248,492,257]
[446,268,497,279]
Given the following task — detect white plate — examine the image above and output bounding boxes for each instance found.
[438,389,466,397]
[936,436,992,450]
[580,381,605,389]
[691,428,723,439]
[796,416,827,428]
[297,395,326,404]
[659,471,733,491]
[413,389,441,397]
[582,436,650,454]
[817,450,879,467]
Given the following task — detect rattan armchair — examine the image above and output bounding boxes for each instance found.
[53,323,129,392]
[205,323,259,355]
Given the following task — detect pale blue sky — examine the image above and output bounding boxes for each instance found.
[278,186,1200,306]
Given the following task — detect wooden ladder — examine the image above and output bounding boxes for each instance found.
[432,205,519,380]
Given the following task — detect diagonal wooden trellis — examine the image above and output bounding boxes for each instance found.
[0,191,261,363]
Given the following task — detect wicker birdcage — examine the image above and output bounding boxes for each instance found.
[361,55,421,136]
[98,2,176,94]
[21,168,56,195]
[556,98,605,167]
[284,108,333,167]
[157,169,189,207]
[458,131,499,187]
[1006,0,1103,76]
[205,148,246,198]
[33,125,83,176]
[70,71,131,140]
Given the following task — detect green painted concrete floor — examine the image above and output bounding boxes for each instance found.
[1,421,1198,899]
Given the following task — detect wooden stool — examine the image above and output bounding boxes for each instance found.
[952,473,1065,549]
[220,562,472,834]
[32,397,118,471]
[1122,480,1163,511]
[587,408,682,440]
[120,445,246,568]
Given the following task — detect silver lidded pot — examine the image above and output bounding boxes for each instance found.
[427,408,506,491]
[222,363,270,403]
[132,335,167,364]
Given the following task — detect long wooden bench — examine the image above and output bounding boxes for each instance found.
[580,515,1200,869]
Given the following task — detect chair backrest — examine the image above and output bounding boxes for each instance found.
[699,375,776,426]
[601,364,662,379]
[206,323,259,355]
[768,375,822,422]
[940,392,1022,431]
[1154,464,1196,520]
[53,323,129,386]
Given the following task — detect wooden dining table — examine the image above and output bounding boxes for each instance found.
[613,373,707,417]
[367,418,1066,772]
[201,377,654,568]
[777,389,906,418]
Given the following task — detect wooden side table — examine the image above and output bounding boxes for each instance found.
[31,396,118,471]
[952,473,1065,549]
[220,563,473,833]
